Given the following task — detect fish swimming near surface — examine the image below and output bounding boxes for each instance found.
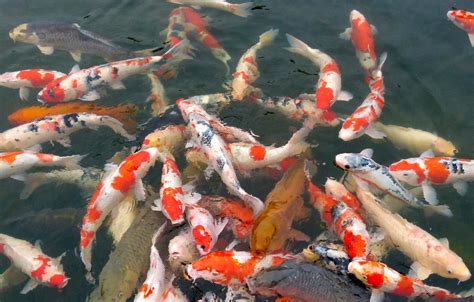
[168,227,200,271]
[0,265,29,294]
[0,68,65,100]
[141,124,188,155]
[146,73,169,116]
[0,113,135,152]
[37,40,190,103]
[324,178,362,212]
[8,102,138,133]
[285,34,353,110]
[0,233,68,294]
[165,0,253,18]
[447,10,474,46]
[9,21,161,62]
[232,29,278,100]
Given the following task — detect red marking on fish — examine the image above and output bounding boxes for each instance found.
[111,151,151,193]
[244,56,257,66]
[343,230,367,260]
[234,71,252,85]
[365,263,385,288]
[162,187,184,222]
[315,80,335,110]
[389,160,426,184]
[249,145,266,161]
[49,274,67,288]
[36,153,54,163]
[71,79,78,89]
[80,229,95,248]
[86,206,102,224]
[139,283,155,299]
[393,276,415,297]
[424,158,450,184]
[0,152,22,165]
[351,16,376,59]
[321,61,340,74]
[0,243,5,253]
[31,256,51,281]
[192,225,212,253]
[17,70,56,87]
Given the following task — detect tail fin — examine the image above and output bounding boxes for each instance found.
[285,127,310,155]
[57,154,84,170]
[152,39,193,71]
[19,173,48,199]
[257,28,279,49]
[103,116,136,141]
[285,33,315,58]
[230,2,253,18]
[424,204,453,218]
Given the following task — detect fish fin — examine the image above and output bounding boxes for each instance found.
[214,217,229,236]
[151,40,193,71]
[257,28,279,49]
[424,204,453,218]
[408,262,432,280]
[69,64,80,74]
[365,125,386,139]
[468,33,474,47]
[70,51,82,62]
[288,228,310,242]
[337,90,353,101]
[371,25,378,35]
[191,5,202,9]
[79,90,101,101]
[134,179,146,201]
[103,163,118,175]
[369,229,385,243]
[151,199,162,211]
[56,251,67,263]
[225,239,240,251]
[20,278,39,294]
[183,191,201,206]
[439,237,450,248]
[360,148,374,158]
[18,173,47,199]
[453,181,468,196]
[370,289,384,302]
[339,28,352,40]
[37,45,54,55]
[34,240,43,252]
[58,154,84,170]
[230,2,253,18]
[10,173,27,182]
[19,87,30,101]
[422,183,439,205]
[55,137,72,148]
[286,127,310,155]
[109,80,126,90]
[203,166,215,180]
[25,144,42,153]
[420,149,434,158]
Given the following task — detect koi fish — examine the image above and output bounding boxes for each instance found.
[447,10,474,46]
[0,151,83,180]
[232,29,278,100]
[355,184,471,281]
[9,21,159,62]
[141,124,188,155]
[146,73,169,117]
[0,69,65,101]
[0,113,134,152]
[177,100,264,215]
[285,34,352,110]
[166,0,253,18]
[134,223,167,302]
[168,228,200,270]
[335,149,452,217]
[186,251,290,287]
[324,178,362,211]
[8,102,138,133]
[389,149,474,205]
[0,265,29,294]
[338,53,387,141]
[372,122,458,156]
[80,148,161,280]
[0,233,68,294]
[37,40,190,103]
[251,160,310,256]
[349,260,463,302]
[161,280,189,302]
[307,181,369,260]
[340,10,378,75]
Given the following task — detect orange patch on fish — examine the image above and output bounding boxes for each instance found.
[111,151,151,193]
[31,256,51,281]
[49,274,67,287]
[80,229,95,248]
[36,153,54,163]
[162,187,184,222]
[315,80,335,110]
[17,70,56,87]
[86,206,102,223]
[424,158,450,184]
[321,61,340,74]
[343,230,367,260]
[0,152,22,165]
[249,145,266,161]
[389,160,426,184]
[365,262,385,288]
[192,225,212,253]
[393,276,415,297]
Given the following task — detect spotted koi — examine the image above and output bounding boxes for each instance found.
[324,178,362,212]
[166,0,253,18]
[448,10,474,47]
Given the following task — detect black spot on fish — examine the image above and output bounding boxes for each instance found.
[126,36,142,43]
[151,47,164,54]
[28,124,39,132]
[216,158,225,170]
[201,128,213,146]
[111,67,119,78]
[80,120,86,127]
[86,70,101,83]
[63,114,79,128]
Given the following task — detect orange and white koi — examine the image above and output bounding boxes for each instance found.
[324,178,362,212]
[285,34,353,110]
[355,184,471,282]
[340,10,378,75]
[134,223,167,302]
[80,148,161,280]
[0,69,65,101]
[232,29,278,100]
[0,233,68,294]
[349,260,462,301]
[186,251,291,287]
[389,150,474,205]
[185,202,227,255]
[338,53,387,141]
[166,0,253,18]
[146,73,169,116]
[447,10,474,47]
[0,113,135,152]
[141,124,188,155]
[168,228,200,268]
[0,151,83,180]
[37,41,189,103]
[307,181,369,260]
[161,281,188,302]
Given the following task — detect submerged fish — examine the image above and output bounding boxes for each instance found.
[166,0,253,18]
[146,73,169,117]
[447,10,474,47]
[168,227,200,271]
[9,21,159,62]
[0,265,29,294]
[0,68,65,101]
[141,124,187,155]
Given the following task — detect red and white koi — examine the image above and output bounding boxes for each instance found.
[349,260,463,301]
[0,69,65,101]
[0,113,135,152]
[324,178,362,212]
[80,148,161,280]
[447,10,474,47]
[0,151,83,180]
[141,124,188,155]
[389,150,474,205]
[285,34,353,110]
[37,41,189,103]
[307,181,369,260]
[340,10,378,75]
[134,223,167,302]
[0,233,68,294]
[186,251,291,287]
[232,29,279,101]
[146,73,169,116]
[338,53,387,141]
[161,281,188,302]
[166,0,253,18]
[168,228,200,269]
[355,184,471,282]
[185,202,227,255]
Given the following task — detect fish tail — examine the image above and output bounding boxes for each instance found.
[286,126,310,155]
[230,2,253,18]
[152,39,193,71]
[285,33,322,61]
[102,116,136,141]
[424,204,453,218]
[18,173,48,199]
[257,28,279,49]
[57,154,85,170]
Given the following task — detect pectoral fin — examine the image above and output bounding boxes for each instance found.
[70,51,82,62]
[55,137,72,148]
[370,289,384,302]
[339,28,352,40]
[365,125,386,139]
[20,278,39,294]
[79,90,101,101]
[337,90,353,101]
[37,45,54,55]
[288,228,310,242]
[134,179,146,201]
[453,181,468,196]
[420,149,435,158]
[408,261,432,280]
[422,183,439,205]
[19,87,30,101]
[109,80,126,90]
[468,33,474,47]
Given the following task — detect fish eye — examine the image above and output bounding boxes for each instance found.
[345,165,351,169]
[447,269,453,274]
[403,173,409,176]
[200,245,206,250]
[47,89,55,97]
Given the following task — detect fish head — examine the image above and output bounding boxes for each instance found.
[37,81,66,103]
[433,138,457,156]
[9,23,40,44]
[251,219,277,256]
[388,159,424,186]
[348,260,386,288]
[324,179,345,197]
[48,273,69,288]
[0,72,16,86]
[334,153,370,172]
[338,125,361,141]
[356,51,377,71]
[447,10,470,30]
[349,10,366,24]
[176,98,195,121]
[192,224,212,254]
[231,78,248,101]
[433,249,471,281]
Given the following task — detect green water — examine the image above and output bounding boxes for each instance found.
[0,0,473,301]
